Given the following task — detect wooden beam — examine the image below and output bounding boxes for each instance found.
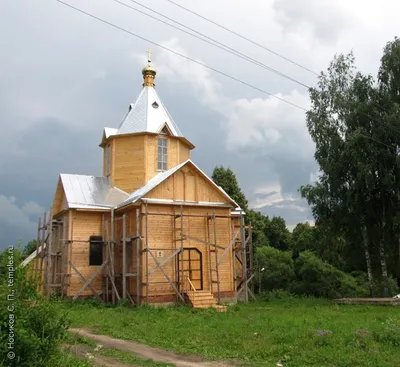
[213,211,220,303]
[122,214,127,300]
[148,250,185,303]
[179,205,184,298]
[136,209,141,306]
[147,249,181,276]
[237,273,255,297]
[111,209,115,305]
[240,213,248,302]
[107,274,121,301]
[145,202,149,304]
[69,261,106,300]
[182,234,225,250]
[218,232,239,266]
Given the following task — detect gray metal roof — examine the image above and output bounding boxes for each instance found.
[103,127,118,139]
[117,86,183,137]
[60,174,129,209]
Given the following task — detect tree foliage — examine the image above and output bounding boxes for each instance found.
[0,246,69,367]
[212,166,248,212]
[300,38,400,295]
[22,240,38,260]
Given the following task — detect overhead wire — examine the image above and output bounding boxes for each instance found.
[55,0,400,151]
[120,0,400,138]
[114,0,311,89]
[166,0,319,76]
[54,0,308,111]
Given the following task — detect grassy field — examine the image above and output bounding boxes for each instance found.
[57,298,400,367]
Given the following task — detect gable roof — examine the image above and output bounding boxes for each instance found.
[117,159,241,210]
[60,174,129,210]
[117,86,183,137]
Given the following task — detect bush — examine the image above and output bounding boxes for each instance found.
[255,247,369,298]
[0,246,70,367]
[351,271,400,297]
[291,251,368,298]
[255,246,296,292]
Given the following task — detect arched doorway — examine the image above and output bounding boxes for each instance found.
[178,248,203,290]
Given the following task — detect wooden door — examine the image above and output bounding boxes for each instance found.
[178,248,203,290]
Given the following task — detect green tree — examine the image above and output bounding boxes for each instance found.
[301,41,400,296]
[255,246,295,292]
[264,216,292,251]
[377,37,400,288]
[212,166,248,213]
[292,222,315,253]
[22,240,38,259]
[246,209,269,248]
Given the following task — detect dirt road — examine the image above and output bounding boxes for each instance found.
[70,328,234,367]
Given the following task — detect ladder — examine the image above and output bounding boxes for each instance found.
[207,212,220,302]
[173,206,185,298]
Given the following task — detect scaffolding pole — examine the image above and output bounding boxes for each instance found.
[136,208,141,305]
[30,202,253,305]
[111,209,115,304]
[179,205,184,298]
[240,212,248,302]
[145,202,149,304]
[213,211,221,302]
[122,214,127,300]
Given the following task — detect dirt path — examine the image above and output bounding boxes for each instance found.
[70,328,234,367]
[62,344,135,367]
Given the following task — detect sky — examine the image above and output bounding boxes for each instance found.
[0,0,399,248]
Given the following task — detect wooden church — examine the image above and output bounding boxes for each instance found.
[25,53,254,309]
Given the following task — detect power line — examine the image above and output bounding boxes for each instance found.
[54,1,399,151]
[121,0,400,140]
[114,0,310,89]
[166,0,319,76]
[54,0,308,111]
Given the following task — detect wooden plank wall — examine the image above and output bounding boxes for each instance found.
[112,135,146,192]
[145,135,191,183]
[68,211,104,297]
[147,166,228,203]
[139,204,234,299]
[110,134,191,193]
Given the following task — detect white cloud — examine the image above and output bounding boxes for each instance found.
[272,0,352,45]
[3,0,400,240]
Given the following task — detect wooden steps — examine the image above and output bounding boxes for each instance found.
[186,290,227,312]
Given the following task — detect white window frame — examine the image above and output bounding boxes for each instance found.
[105,144,112,176]
[157,138,168,171]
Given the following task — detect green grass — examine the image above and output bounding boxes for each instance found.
[45,349,93,367]
[101,349,175,367]
[55,298,400,367]
[63,332,173,366]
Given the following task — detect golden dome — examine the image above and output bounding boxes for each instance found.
[142,48,156,87]
[142,65,157,76]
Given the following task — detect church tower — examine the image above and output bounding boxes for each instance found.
[100,51,195,193]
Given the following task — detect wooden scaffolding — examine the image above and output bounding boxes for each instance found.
[32,206,254,305]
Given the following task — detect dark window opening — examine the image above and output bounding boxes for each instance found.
[89,235,103,266]
[152,101,159,109]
